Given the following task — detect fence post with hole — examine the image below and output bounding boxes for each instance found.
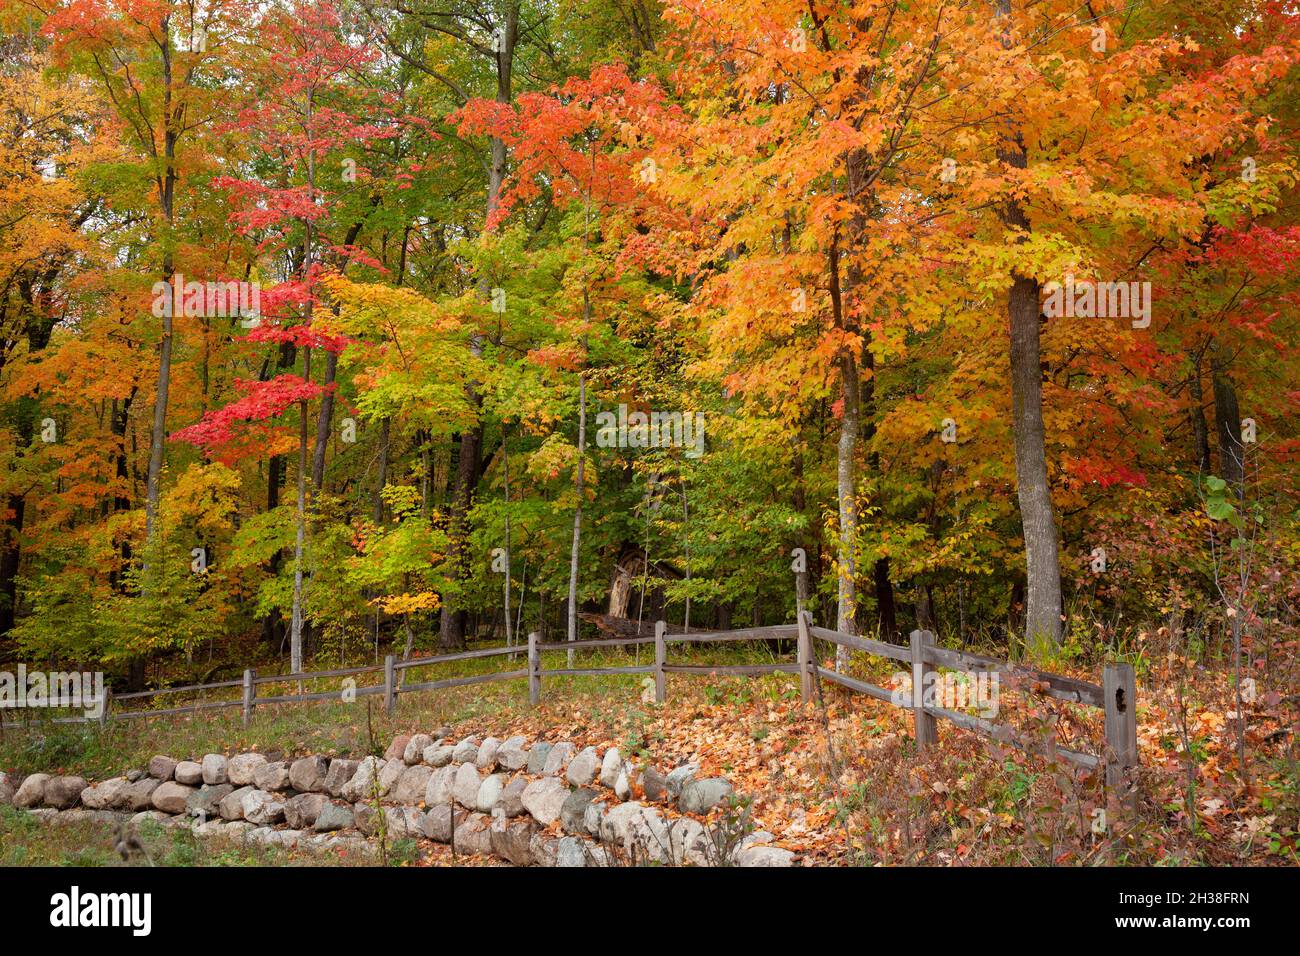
[797,610,812,702]
[1103,662,1138,796]
[910,629,937,749]
[528,632,540,706]
[383,654,396,715]
[242,668,255,728]
[654,620,667,704]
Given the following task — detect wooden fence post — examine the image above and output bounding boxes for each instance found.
[797,610,812,703]
[242,668,255,728]
[383,654,396,715]
[910,629,937,749]
[654,620,666,705]
[1103,663,1138,793]
[528,632,540,706]
[98,687,111,728]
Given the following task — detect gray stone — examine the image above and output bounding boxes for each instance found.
[352,801,379,835]
[614,768,632,801]
[391,764,433,805]
[377,757,405,795]
[583,799,607,837]
[126,769,145,783]
[452,812,493,855]
[403,734,433,765]
[421,804,466,843]
[526,742,553,774]
[679,777,734,814]
[669,817,711,866]
[542,741,576,776]
[150,781,195,814]
[254,761,292,792]
[241,790,285,825]
[566,746,600,787]
[44,776,88,810]
[736,845,796,867]
[288,755,329,793]
[147,755,177,781]
[227,753,268,786]
[384,735,411,762]
[490,816,536,865]
[340,756,383,802]
[13,773,50,809]
[388,806,424,839]
[200,754,228,785]
[529,832,559,867]
[665,763,699,797]
[80,777,128,810]
[423,745,455,767]
[476,773,507,814]
[284,792,328,829]
[218,786,254,821]
[452,762,482,809]
[186,784,232,819]
[452,736,480,764]
[601,802,669,862]
[173,761,203,786]
[556,836,588,867]
[323,759,359,796]
[496,735,529,770]
[425,765,456,808]
[312,802,353,832]
[560,788,597,835]
[599,748,623,788]
[642,767,669,802]
[122,778,160,811]
[475,737,501,770]
[520,777,569,826]
[500,775,528,817]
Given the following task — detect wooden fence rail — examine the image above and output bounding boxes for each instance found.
[0,612,1138,789]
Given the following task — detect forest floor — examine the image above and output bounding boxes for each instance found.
[1,637,1296,866]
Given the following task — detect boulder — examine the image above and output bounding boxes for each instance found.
[642,767,669,802]
[452,762,482,809]
[601,802,669,862]
[614,769,632,801]
[13,773,50,809]
[499,776,528,817]
[599,748,623,788]
[377,757,405,795]
[496,735,529,771]
[736,845,796,867]
[665,763,699,798]
[526,742,553,774]
[288,755,329,793]
[384,735,411,762]
[339,757,383,802]
[566,746,600,787]
[44,776,88,810]
[150,781,195,814]
[424,765,456,808]
[122,778,160,811]
[451,736,480,764]
[475,774,506,814]
[284,792,328,829]
[147,756,177,781]
[200,754,228,786]
[390,765,433,805]
[583,799,607,837]
[529,832,559,867]
[679,777,734,815]
[218,786,254,821]
[403,734,433,765]
[240,790,285,826]
[542,741,576,776]
[475,737,501,770]
[452,812,493,856]
[556,836,588,867]
[227,753,268,787]
[669,816,712,866]
[421,805,466,843]
[312,802,354,833]
[423,745,455,767]
[254,761,292,792]
[489,817,536,865]
[186,784,233,820]
[560,788,598,835]
[520,777,569,826]
[173,761,203,786]
[80,777,128,811]
[322,759,358,796]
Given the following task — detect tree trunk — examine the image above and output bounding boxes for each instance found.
[834,350,860,666]
[1189,349,1211,473]
[1211,347,1244,492]
[567,368,587,665]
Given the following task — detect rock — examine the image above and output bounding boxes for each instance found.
[452,736,480,764]
[173,761,203,786]
[542,741,576,776]
[80,777,127,811]
[520,777,569,826]
[13,773,50,809]
[433,726,454,739]
[322,759,359,796]
[496,735,529,770]
[352,802,379,835]
[642,767,669,802]
[150,781,195,814]
[421,805,466,843]
[669,817,712,866]
[312,802,353,832]
[186,784,232,820]
[601,802,669,862]
[0,772,13,807]
[452,813,493,855]
[391,806,424,839]
[560,788,597,835]
[391,765,433,805]
[490,816,536,865]
[500,776,528,817]
[340,757,383,802]
[679,777,734,814]
[44,776,88,810]
[384,735,411,762]
[129,810,169,827]
[599,748,623,788]
[200,754,228,785]
[556,836,588,867]
[403,734,433,765]
[529,832,559,867]
[126,769,145,783]
[377,757,405,795]
[241,790,285,826]
[665,763,699,797]
[475,737,501,770]
[614,769,632,801]
[218,786,254,821]
[736,845,796,867]
[526,742,553,774]
[284,793,328,829]
[147,756,177,781]
[289,756,329,793]
[122,778,160,811]
[254,761,292,792]
[583,800,607,838]
[425,765,456,808]
[566,747,600,787]
[476,774,506,814]
[452,762,482,809]
[423,744,455,767]
[227,753,268,786]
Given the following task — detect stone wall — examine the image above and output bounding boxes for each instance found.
[0,732,796,867]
